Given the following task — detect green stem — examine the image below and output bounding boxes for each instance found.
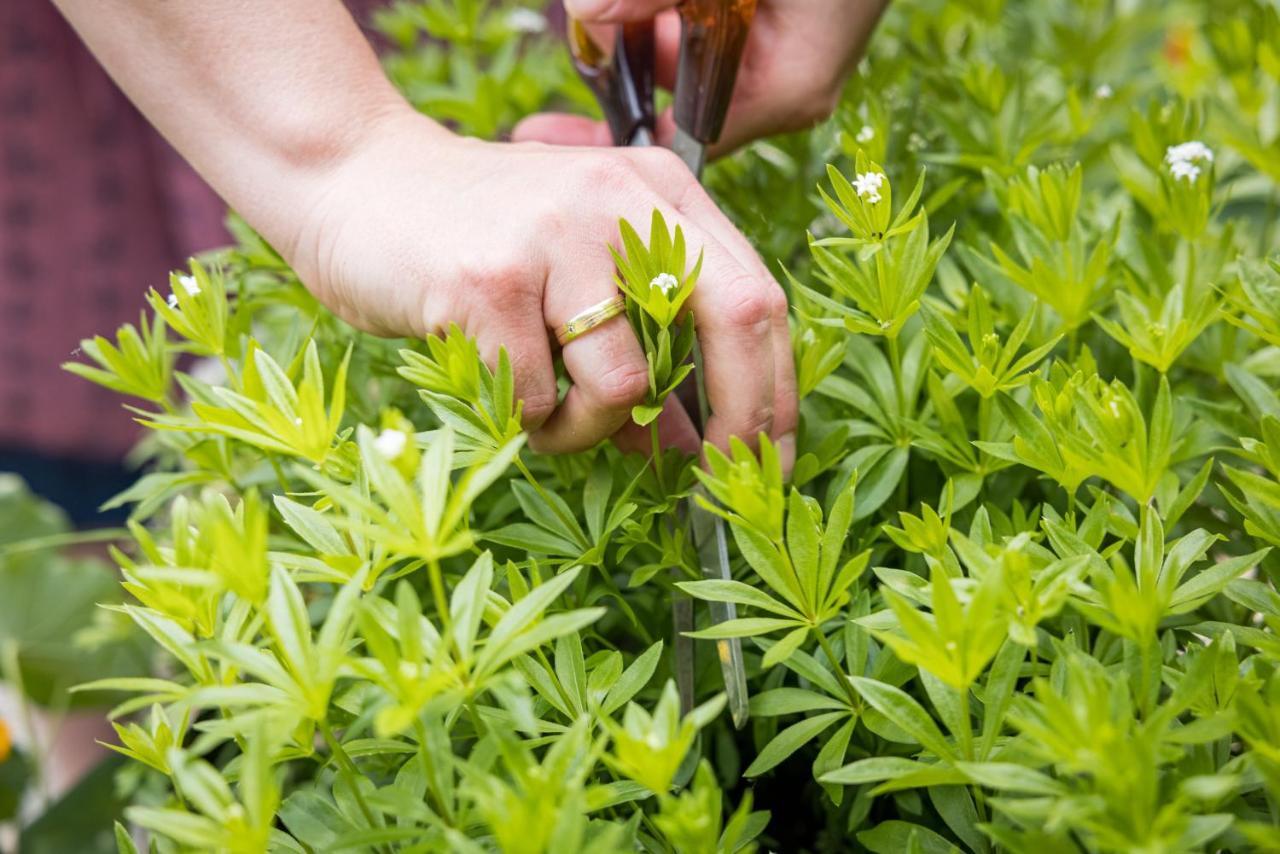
[813,626,860,709]
[267,453,290,494]
[1184,239,1197,293]
[0,527,130,558]
[957,685,975,761]
[886,333,906,416]
[427,557,451,633]
[535,647,577,715]
[218,353,239,392]
[464,699,488,740]
[650,421,666,497]
[319,720,385,848]
[977,394,991,443]
[412,718,453,825]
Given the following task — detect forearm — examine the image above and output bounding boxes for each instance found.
[51,0,442,256]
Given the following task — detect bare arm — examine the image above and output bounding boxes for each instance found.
[51,0,798,465]
[51,0,442,259]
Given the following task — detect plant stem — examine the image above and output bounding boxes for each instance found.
[427,557,451,633]
[886,333,906,415]
[535,647,577,715]
[813,625,860,709]
[319,719,385,848]
[267,453,290,493]
[957,685,974,761]
[650,421,666,496]
[412,718,453,825]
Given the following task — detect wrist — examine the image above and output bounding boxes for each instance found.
[271,102,455,275]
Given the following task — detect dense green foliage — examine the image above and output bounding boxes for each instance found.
[56,0,1280,850]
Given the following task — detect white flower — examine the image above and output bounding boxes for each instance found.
[650,272,679,294]
[168,273,201,308]
[373,428,408,459]
[1094,83,1113,99]
[1164,140,1213,183]
[506,7,546,33]
[856,124,875,143]
[1169,159,1200,182]
[907,132,926,152]
[852,171,885,204]
[1165,140,1214,166]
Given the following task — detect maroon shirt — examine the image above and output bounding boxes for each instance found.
[1,1,382,462]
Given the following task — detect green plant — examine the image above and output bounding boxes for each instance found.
[47,0,1280,851]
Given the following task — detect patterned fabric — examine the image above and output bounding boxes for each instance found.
[0,1,382,463]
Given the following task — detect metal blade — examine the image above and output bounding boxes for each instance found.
[688,482,750,728]
[671,126,707,177]
[685,332,749,729]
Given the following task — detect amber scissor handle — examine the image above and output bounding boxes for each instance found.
[672,0,758,148]
[567,18,656,146]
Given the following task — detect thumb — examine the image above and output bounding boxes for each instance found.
[564,0,676,23]
[512,113,615,147]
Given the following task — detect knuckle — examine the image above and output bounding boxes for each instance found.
[593,359,649,409]
[520,389,558,427]
[636,147,693,182]
[721,278,775,329]
[765,284,790,318]
[734,404,776,442]
[579,153,639,195]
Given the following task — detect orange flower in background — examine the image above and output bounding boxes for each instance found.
[1163,23,1194,67]
[0,718,10,763]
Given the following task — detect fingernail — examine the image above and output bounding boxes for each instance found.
[777,432,796,480]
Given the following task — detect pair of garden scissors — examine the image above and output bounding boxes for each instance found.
[567,0,757,730]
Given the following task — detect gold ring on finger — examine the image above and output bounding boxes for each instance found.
[555,294,626,346]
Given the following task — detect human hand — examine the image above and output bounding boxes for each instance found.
[515,0,889,156]
[284,109,796,467]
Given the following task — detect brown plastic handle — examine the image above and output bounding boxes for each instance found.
[568,18,656,146]
[673,0,757,145]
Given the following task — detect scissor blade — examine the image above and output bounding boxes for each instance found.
[671,126,707,178]
[688,484,749,728]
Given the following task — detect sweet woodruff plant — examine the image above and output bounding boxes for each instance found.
[61,0,1280,851]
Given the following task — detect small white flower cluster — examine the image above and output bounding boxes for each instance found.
[856,125,875,143]
[506,7,546,33]
[373,428,408,459]
[1164,140,1214,183]
[853,171,885,204]
[168,274,200,308]
[1094,83,1113,100]
[650,272,679,295]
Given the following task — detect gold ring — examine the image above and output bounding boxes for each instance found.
[556,294,626,346]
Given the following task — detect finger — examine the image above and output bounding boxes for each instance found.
[564,0,676,24]
[530,254,649,454]
[512,113,613,147]
[467,290,560,432]
[628,149,795,461]
[612,394,700,457]
[769,309,799,478]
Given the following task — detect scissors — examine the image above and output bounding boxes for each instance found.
[567,0,757,729]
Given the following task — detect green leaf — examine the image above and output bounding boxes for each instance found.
[848,676,956,760]
[744,712,846,777]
